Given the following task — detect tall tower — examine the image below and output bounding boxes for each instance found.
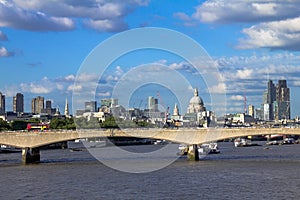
[0,92,5,115]
[64,98,69,117]
[275,80,290,120]
[31,96,44,114]
[148,96,158,112]
[13,93,24,113]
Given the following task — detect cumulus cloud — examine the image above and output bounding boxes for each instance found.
[230,95,244,101]
[0,1,75,31]
[192,0,300,24]
[238,17,300,51]
[0,46,14,57]
[0,0,148,32]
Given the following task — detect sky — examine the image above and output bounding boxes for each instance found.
[0,0,300,117]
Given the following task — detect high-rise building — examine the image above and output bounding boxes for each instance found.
[148,96,158,111]
[31,96,44,114]
[275,80,290,120]
[248,104,254,118]
[262,79,290,121]
[0,92,5,115]
[46,100,52,109]
[13,93,24,114]
[85,101,97,112]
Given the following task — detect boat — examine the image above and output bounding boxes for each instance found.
[198,143,220,155]
[266,140,281,145]
[67,138,106,150]
[153,140,168,145]
[234,138,254,147]
[282,138,295,145]
[178,144,188,155]
[0,144,21,153]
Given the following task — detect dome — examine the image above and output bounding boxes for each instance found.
[189,96,203,105]
[187,88,206,113]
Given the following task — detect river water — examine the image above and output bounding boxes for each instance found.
[1,142,300,199]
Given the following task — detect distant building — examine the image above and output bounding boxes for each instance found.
[148,96,158,112]
[31,96,44,114]
[85,101,97,112]
[0,92,5,115]
[100,98,118,108]
[41,100,56,115]
[65,98,70,117]
[187,88,206,113]
[261,79,290,121]
[13,93,24,114]
[248,104,254,118]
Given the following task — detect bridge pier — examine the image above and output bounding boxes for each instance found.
[22,147,40,164]
[187,144,199,161]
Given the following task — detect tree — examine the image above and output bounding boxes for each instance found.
[0,119,10,131]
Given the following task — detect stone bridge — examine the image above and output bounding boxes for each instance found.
[1,128,300,163]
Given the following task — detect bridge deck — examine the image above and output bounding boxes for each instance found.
[0,128,300,148]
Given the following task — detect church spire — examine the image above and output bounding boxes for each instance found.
[64,98,69,117]
[194,88,198,97]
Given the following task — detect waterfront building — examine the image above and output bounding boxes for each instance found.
[13,93,24,114]
[0,92,5,115]
[85,101,97,112]
[31,96,44,114]
[187,88,206,113]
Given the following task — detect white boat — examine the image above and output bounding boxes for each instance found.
[153,140,168,145]
[198,143,220,158]
[0,144,21,153]
[67,138,106,150]
[234,138,252,147]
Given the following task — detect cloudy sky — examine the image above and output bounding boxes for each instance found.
[0,0,300,117]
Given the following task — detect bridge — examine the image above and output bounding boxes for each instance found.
[1,127,300,163]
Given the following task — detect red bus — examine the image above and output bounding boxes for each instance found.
[27,123,50,132]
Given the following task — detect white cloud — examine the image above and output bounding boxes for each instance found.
[238,17,300,51]
[97,91,110,97]
[20,83,52,94]
[230,95,244,101]
[0,0,148,32]
[208,83,226,94]
[84,18,128,32]
[192,0,300,24]
[0,1,75,31]
[0,46,14,57]
[67,84,82,92]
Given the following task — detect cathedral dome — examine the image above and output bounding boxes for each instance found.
[187,88,205,113]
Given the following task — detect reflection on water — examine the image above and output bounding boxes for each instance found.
[0,142,300,199]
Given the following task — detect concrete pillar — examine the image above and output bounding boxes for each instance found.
[22,147,40,164]
[187,144,199,161]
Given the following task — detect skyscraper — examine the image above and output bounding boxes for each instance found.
[13,93,24,113]
[262,79,290,121]
[31,96,44,114]
[0,92,5,115]
[275,80,290,120]
[148,96,158,112]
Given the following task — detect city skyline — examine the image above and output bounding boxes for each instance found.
[0,1,300,117]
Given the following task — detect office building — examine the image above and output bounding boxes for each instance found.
[100,98,118,108]
[148,96,158,112]
[13,93,24,114]
[0,92,5,115]
[248,105,254,118]
[85,101,97,112]
[31,96,44,114]
[262,79,290,121]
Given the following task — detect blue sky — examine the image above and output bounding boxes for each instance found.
[0,0,300,117]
